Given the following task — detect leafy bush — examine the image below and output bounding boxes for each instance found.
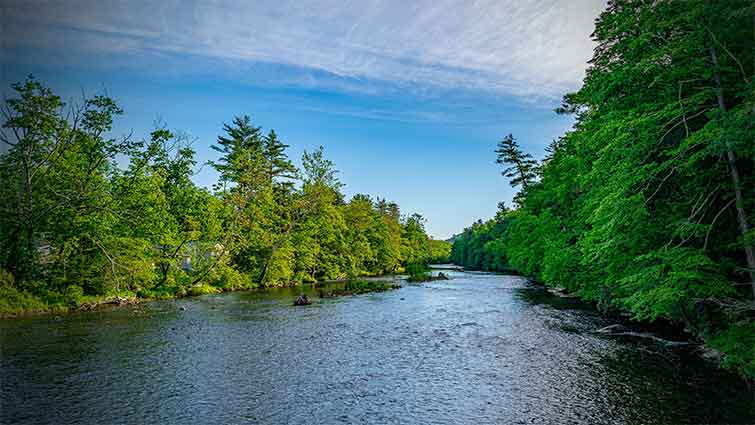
[328,279,400,295]
[405,262,430,281]
[709,323,755,379]
[188,284,221,297]
[137,285,179,300]
[65,285,85,306]
[206,264,250,291]
[0,274,48,315]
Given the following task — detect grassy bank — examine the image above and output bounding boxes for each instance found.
[0,271,407,318]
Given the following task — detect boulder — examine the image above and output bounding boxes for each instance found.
[294,294,311,306]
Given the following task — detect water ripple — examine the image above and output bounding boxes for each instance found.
[1,274,753,424]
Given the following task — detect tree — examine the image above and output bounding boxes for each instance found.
[494,134,537,205]
[295,146,349,280]
[210,115,282,284]
[0,77,70,285]
[401,213,430,266]
[302,146,343,193]
[0,77,439,318]
[0,77,137,293]
[372,198,403,274]
[453,0,755,377]
[263,129,297,191]
[210,115,263,188]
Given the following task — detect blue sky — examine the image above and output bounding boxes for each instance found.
[1,0,604,239]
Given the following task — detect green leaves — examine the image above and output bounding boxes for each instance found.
[709,322,755,378]
[1,79,438,304]
[619,247,732,321]
[452,0,755,377]
[495,134,538,205]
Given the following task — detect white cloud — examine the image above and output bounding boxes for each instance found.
[2,0,604,98]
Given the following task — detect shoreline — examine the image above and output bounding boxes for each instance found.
[463,266,735,374]
[0,274,408,319]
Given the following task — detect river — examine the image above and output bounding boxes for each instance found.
[1,271,753,424]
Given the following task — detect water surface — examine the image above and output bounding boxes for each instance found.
[1,272,753,424]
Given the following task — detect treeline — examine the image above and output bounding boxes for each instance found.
[0,77,448,312]
[452,1,755,377]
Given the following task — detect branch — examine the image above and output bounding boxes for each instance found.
[644,166,676,205]
[706,27,750,84]
[704,198,735,251]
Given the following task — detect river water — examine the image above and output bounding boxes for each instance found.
[1,271,754,424]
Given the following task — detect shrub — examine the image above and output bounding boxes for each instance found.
[188,284,221,297]
[0,284,48,315]
[709,322,755,379]
[65,285,85,306]
[206,264,250,291]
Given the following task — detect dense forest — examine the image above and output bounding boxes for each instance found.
[0,77,450,314]
[452,1,755,377]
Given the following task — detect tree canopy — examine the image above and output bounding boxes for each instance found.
[452,0,755,378]
[0,76,448,311]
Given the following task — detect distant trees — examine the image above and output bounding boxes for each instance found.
[452,0,755,378]
[0,77,441,311]
[450,203,509,272]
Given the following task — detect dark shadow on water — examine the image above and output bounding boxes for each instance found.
[2,272,754,425]
[514,284,597,312]
[513,279,755,424]
[591,343,755,424]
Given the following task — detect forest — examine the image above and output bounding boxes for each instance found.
[0,78,450,314]
[451,1,755,377]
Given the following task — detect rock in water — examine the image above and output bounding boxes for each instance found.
[294,294,311,306]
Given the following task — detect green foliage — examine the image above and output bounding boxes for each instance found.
[331,278,400,296]
[206,263,250,291]
[0,284,48,315]
[450,203,511,273]
[452,0,755,377]
[405,262,429,282]
[709,323,755,379]
[0,269,47,314]
[188,284,221,297]
[0,78,437,315]
[427,239,452,264]
[136,285,180,300]
[64,285,84,306]
[618,248,733,321]
[495,134,537,205]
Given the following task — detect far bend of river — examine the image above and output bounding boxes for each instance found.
[1,271,754,424]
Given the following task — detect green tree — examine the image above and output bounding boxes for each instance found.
[0,77,71,286]
[453,0,755,377]
[495,134,538,205]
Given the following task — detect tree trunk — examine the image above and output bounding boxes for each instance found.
[708,42,755,302]
[22,150,34,284]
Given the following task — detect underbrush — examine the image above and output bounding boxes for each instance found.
[320,279,401,297]
[709,322,755,379]
[0,284,50,315]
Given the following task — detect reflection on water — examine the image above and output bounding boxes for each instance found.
[1,272,753,424]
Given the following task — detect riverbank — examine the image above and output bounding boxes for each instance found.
[461,265,753,379]
[0,275,406,318]
[3,271,753,424]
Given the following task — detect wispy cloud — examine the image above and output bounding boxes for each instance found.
[2,0,604,99]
